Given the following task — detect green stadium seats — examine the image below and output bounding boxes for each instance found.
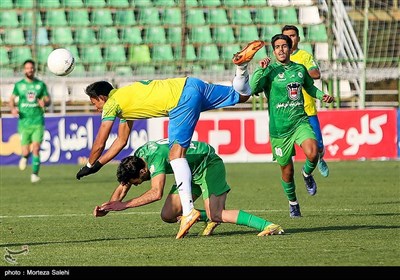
[45,10,68,27]
[134,65,156,75]
[129,45,151,64]
[151,44,174,62]
[68,63,86,77]
[88,64,107,74]
[207,9,229,25]
[253,44,267,60]
[4,29,25,45]
[120,27,143,44]
[26,27,50,45]
[113,66,133,76]
[61,0,84,8]
[65,45,80,62]
[91,9,113,26]
[138,8,161,26]
[307,24,328,42]
[37,46,54,64]
[15,0,34,8]
[143,26,167,44]
[189,26,212,44]
[276,7,298,24]
[0,0,13,9]
[166,27,182,44]
[186,9,206,26]
[254,7,276,24]
[153,0,176,7]
[0,47,10,66]
[260,25,282,41]
[0,11,19,28]
[133,0,153,7]
[74,27,98,45]
[185,0,199,7]
[104,45,127,63]
[198,44,220,61]
[107,0,130,8]
[161,8,182,26]
[174,44,197,61]
[85,0,106,8]
[51,27,74,45]
[98,27,120,44]
[0,67,15,77]
[11,47,33,66]
[115,10,136,26]
[220,44,240,60]
[297,25,306,40]
[20,11,42,27]
[298,42,313,55]
[221,0,244,7]
[237,26,259,43]
[231,9,253,25]
[203,64,225,73]
[213,26,236,44]
[199,0,221,7]
[68,9,90,27]
[80,46,103,64]
[247,0,267,6]
[39,0,61,8]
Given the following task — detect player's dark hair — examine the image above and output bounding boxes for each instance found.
[281,25,299,36]
[271,34,292,50]
[116,156,146,184]
[23,59,35,67]
[85,81,114,98]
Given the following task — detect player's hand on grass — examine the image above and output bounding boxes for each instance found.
[93,205,109,217]
[100,201,128,212]
[76,161,104,180]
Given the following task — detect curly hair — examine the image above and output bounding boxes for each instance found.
[116,156,145,184]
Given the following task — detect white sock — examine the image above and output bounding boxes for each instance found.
[232,64,251,96]
[289,201,299,206]
[170,158,194,216]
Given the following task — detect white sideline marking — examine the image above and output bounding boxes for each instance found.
[0,209,296,219]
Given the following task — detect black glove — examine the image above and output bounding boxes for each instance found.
[76,161,104,180]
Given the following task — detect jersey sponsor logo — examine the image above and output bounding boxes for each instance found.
[287,82,302,100]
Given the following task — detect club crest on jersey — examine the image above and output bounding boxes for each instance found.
[27,91,36,102]
[286,82,301,100]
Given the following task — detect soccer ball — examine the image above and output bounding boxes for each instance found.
[47,48,75,76]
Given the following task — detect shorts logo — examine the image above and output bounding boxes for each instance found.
[287,82,301,100]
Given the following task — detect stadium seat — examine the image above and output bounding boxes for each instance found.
[138,8,161,26]
[151,44,174,62]
[134,65,156,75]
[37,46,54,65]
[307,24,328,42]
[236,26,259,43]
[231,9,253,25]
[0,0,13,9]
[253,44,267,60]
[65,45,80,62]
[189,26,213,44]
[98,27,120,44]
[221,0,244,7]
[297,25,306,40]
[26,27,50,45]
[247,0,267,6]
[60,0,84,8]
[276,7,298,24]
[11,47,33,66]
[120,27,143,44]
[115,10,136,26]
[153,0,176,7]
[203,64,225,73]
[213,26,236,44]
[15,0,34,8]
[0,11,19,28]
[254,7,276,24]
[20,11,42,27]
[174,44,197,61]
[134,0,153,7]
[268,0,290,6]
[186,9,206,26]
[298,6,323,25]
[198,0,221,7]
[80,46,103,64]
[166,27,182,44]
[68,9,90,27]
[143,26,167,44]
[67,63,86,77]
[260,25,282,41]
[220,44,240,61]
[50,27,74,45]
[91,9,113,26]
[298,42,313,55]
[291,0,314,6]
[0,47,10,66]
[161,8,182,26]
[107,0,129,7]
[207,9,229,25]
[113,66,133,76]
[185,0,199,7]
[88,64,107,74]
[74,27,98,45]
[85,0,106,8]
[39,0,61,8]
[104,45,127,63]
[4,29,25,45]
[314,42,329,60]
[45,10,68,27]
[129,45,151,64]
[198,44,220,62]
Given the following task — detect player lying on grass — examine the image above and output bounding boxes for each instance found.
[93,139,284,238]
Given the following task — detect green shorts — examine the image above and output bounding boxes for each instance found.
[270,122,316,166]
[18,125,44,146]
[169,156,230,200]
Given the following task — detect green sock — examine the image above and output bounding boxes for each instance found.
[281,179,297,201]
[199,209,208,222]
[32,155,40,174]
[303,158,317,175]
[236,210,272,231]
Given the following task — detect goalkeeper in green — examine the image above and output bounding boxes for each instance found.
[250,34,334,218]
[93,139,284,238]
